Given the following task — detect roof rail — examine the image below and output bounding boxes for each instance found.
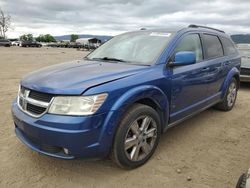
[188,24,225,33]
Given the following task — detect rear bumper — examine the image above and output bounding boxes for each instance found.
[240,75,250,82]
[12,100,119,159]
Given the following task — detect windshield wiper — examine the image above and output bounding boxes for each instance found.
[85,57,150,66]
[91,57,126,62]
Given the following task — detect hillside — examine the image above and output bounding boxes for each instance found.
[231,34,250,44]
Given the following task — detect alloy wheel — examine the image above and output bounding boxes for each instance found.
[227,82,237,107]
[124,115,157,161]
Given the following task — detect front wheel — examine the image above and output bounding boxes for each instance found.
[111,104,161,169]
[215,78,238,111]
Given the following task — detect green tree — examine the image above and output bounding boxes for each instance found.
[36,34,56,42]
[70,34,79,42]
[36,35,43,42]
[20,34,33,41]
[45,34,56,42]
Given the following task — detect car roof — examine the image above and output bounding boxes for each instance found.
[125,25,230,39]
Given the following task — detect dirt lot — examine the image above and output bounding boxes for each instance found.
[0,47,250,188]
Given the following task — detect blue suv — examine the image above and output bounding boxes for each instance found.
[12,25,241,169]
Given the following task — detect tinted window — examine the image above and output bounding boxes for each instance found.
[220,37,237,55]
[174,34,203,62]
[203,34,223,59]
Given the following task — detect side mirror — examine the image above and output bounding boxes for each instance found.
[171,51,196,66]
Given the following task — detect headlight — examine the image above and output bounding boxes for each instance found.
[48,93,108,115]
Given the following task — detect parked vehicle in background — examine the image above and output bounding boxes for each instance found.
[21,41,42,48]
[11,41,21,46]
[76,38,101,50]
[12,25,241,169]
[0,39,11,47]
[238,44,250,82]
[46,39,101,50]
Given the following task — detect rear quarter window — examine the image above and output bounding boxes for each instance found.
[220,37,237,55]
[203,34,223,59]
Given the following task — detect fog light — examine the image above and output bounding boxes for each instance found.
[63,148,69,155]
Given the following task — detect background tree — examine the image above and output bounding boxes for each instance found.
[0,8,11,39]
[70,34,79,42]
[20,34,33,41]
[36,34,56,42]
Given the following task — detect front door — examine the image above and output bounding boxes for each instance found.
[168,33,211,123]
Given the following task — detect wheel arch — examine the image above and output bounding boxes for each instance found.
[134,98,166,133]
[233,74,240,89]
[220,67,240,98]
[110,85,169,133]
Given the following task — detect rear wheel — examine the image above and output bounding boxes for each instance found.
[215,78,238,111]
[111,104,161,169]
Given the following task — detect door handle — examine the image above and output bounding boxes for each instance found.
[202,67,210,71]
[224,61,231,66]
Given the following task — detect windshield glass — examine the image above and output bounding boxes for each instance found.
[239,49,250,67]
[87,31,174,65]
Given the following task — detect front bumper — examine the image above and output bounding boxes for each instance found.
[12,100,119,159]
[240,75,250,82]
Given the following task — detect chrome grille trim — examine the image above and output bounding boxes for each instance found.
[17,86,54,118]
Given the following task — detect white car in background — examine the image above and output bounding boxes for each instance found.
[238,44,250,82]
[11,41,21,46]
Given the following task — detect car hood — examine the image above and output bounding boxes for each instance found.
[21,60,149,95]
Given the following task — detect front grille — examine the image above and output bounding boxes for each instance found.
[29,90,53,103]
[27,103,47,115]
[18,128,62,154]
[40,145,62,153]
[241,67,250,76]
[18,86,53,117]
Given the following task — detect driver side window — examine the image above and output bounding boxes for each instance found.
[174,34,203,62]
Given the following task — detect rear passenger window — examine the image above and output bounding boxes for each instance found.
[220,37,237,55]
[174,34,203,62]
[203,34,223,59]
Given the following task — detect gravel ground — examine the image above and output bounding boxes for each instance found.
[0,47,250,188]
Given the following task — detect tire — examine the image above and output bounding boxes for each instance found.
[111,103,161,169]
[236,173,246,188]
[215,78,238,111]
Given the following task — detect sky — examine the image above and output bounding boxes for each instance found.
[0,0,250,38]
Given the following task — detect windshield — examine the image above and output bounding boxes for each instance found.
[239,49,250,67]
[87,31,174,65]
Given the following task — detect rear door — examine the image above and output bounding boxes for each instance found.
[201,34,230,96]
[220,36,240,75]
